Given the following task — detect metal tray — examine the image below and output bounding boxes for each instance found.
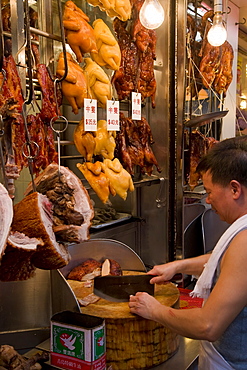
[184,110,229,128]
[91,212,132,230]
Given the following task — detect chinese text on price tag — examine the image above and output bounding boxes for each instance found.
[107,100,120,131]
[84,99,97,131]
[131,92,141,120]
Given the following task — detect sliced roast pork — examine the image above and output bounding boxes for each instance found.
[24,163,94,243]
[0,183,13,261]
[0,231,43,281]
[11,192,70,269]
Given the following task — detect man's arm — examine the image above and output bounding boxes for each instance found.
[148,254,211,284]
[130,230,247,341]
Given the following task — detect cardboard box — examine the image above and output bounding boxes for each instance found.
[50,311,106,370]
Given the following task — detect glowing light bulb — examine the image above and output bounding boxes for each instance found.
[139,0,164,30]
[207,13,227,47]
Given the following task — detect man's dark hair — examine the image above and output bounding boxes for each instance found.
[196,136,247,187]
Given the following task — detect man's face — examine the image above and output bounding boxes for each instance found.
[202,170,232,223]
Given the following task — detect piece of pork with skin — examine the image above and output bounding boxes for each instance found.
[0,231,43,281]
[24,163,94,243]
[0,183,13,261]
[11,192,70,269]
[67,258,102,281]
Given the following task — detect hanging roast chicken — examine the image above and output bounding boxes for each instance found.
[63,0,98,63]
[91,19,121,71]
[56,52,87,115]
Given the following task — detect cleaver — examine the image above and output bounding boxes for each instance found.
[93,274,155,302]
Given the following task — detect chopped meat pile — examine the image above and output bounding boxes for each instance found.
[0,344,49,370]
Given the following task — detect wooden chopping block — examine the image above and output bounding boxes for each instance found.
[67,272,180,370]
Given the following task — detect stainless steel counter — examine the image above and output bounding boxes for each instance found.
[30,336,199,370]
[153,337,199,370]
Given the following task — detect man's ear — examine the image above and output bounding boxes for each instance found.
[230,180,241,198]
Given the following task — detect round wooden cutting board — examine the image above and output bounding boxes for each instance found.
[67,271,180,370]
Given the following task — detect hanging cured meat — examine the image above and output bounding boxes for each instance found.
[63,0,98,63]
[37,64,62,122]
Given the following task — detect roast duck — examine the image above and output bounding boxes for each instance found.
[115,112,161,176]
[112,4,157,108]
[187,10,234,98]
[184,130,218,190]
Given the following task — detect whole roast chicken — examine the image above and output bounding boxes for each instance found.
[101,158,134,200]
[63,0,98,63]
[56,52,87,115]
[77,161,116,204]
[91,19,121,71]
[83,58,111,108]
[74,120,96,161]
[86,0,131,21]
[94,120,116,160]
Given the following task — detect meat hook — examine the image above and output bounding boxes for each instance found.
[0,114,9,191]
[50,115,68,177]
[24,0,34,106]
[55,0,68,84]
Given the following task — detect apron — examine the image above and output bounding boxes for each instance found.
[198,340,234,370]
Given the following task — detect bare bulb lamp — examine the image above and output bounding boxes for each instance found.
[139,0,164,30]
[207,1,227,47]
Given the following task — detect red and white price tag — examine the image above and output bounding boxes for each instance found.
[107,100,120,131]
[131,92,141,120]
[84,98,97,131]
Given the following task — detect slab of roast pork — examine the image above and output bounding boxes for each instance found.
[11,192,70,269]
[0,183,13,260]
[24,163,94,243]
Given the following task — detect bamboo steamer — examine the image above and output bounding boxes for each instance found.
[67,272,180,370]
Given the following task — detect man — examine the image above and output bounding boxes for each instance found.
[129,136,247,369]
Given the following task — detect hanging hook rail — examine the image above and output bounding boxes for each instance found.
[20,0,39,192]
[55,0,68,84]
